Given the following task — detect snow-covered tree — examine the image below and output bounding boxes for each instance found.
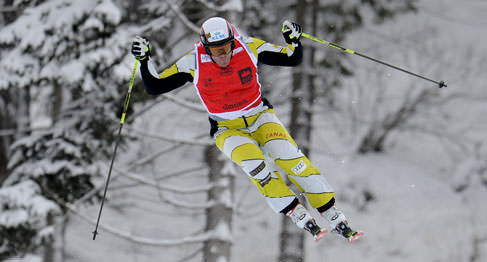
[0,180,59,260]
[0,0,149,259]
[0,0,35,185]
[2,0,244,261]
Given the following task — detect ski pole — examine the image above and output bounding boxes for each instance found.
[92,59,139,240]
[301,32,447,88]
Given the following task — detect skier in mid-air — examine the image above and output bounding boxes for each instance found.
[131,17,363,242]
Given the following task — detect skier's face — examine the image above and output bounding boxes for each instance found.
[210,41,233,68]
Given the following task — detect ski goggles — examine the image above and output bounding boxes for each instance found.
[209,41,233,56]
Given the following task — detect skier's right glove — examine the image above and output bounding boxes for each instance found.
[131,36,151,60]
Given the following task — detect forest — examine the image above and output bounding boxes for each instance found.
[0,0,486,261]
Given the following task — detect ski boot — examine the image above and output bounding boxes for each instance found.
[321,205,364,243]
[287,202,328,242]
[303,219,328,242]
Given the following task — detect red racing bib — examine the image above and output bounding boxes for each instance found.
[194,36,262,119]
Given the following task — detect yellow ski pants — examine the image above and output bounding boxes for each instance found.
[214,108,335,213]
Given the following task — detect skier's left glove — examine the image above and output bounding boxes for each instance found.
[131,36,151,60]
[282,20,302,45]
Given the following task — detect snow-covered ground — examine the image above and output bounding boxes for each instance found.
[64,0,486,261]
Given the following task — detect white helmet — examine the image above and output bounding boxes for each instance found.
[200,17,235,55]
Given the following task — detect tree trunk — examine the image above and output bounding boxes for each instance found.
[43,82,64,262]
[0,86,30,185]
[203,145,234,262]
[0,90,11,184]
[279,1,317,261]
[51,82,63,124]
[43,214,67,262]
[0,0,31,187]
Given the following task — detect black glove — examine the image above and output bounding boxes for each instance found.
[282,20,302,45]
[131,36,151,60]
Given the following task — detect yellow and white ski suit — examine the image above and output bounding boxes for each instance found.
[139,31,335,214]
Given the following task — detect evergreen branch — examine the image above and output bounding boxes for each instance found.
[71,173,122,209]
[0,126,51,137]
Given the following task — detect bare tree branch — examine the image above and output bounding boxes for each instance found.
[178,247,203,262]
[114,167,214,194]
[125,127,213,146]
[69,204,225,246]
[0,7,17,12]
[162,93,206,112]
[38,176,217,247]
[400,123,473,154]
[155,165,208,180]
[38,181,221,246]
[126,144,182,171]
[139,16,173,34]
[195,0,243,12]
[164,0,200,33]
[127,94,168,120]
[0,129,16,137]
[110,165,207,189]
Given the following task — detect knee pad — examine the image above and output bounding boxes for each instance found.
[241,159,271,186]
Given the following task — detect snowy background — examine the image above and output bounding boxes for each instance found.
[1,0,486,261]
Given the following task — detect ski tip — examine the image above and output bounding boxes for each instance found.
[348,231,364,243]
[313,229,329,242]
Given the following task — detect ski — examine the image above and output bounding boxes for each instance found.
[347,231,364,243]
[313,228,329,242]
